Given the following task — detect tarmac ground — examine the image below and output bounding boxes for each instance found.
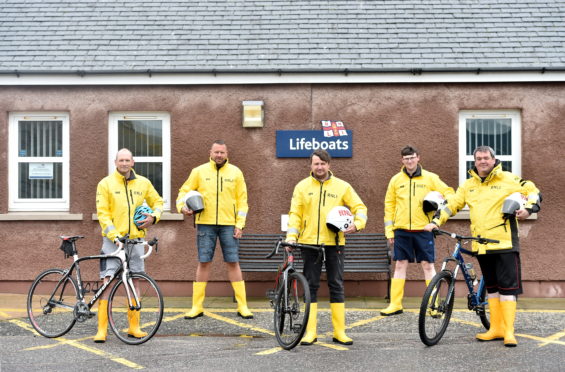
[1,294,565,372]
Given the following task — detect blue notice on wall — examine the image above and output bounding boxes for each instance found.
[276,130,353,158]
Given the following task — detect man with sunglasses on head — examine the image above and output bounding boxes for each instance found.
[381,145,454,317]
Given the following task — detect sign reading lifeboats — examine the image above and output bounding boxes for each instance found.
[276,130,353,158]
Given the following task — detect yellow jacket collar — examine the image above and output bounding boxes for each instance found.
[112,168,137,181]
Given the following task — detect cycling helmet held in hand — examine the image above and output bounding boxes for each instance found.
[326,206,354,232]
[502,192,526,219]
[423,191,446,213]
[184,190,205,213]
[134,205,153,228]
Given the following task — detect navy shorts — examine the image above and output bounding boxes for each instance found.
[393,229,435,263]
[477,252,522,296]
[197,224,239,263]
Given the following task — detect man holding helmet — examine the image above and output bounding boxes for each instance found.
[381,145,454,316]
[95,148,163,342]
[177,140,252,319]
[425,146,541,347]
[286,149,367,345]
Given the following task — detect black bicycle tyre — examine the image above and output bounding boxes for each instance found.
[27,268,79,338]
[107,272,164,345]
[273,272,311,350]
[418,270,455,346]
[478,281,490,330]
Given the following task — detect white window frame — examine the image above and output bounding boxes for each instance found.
[458,110,521,186]
[8,112,70,211]
[108,112,171,210]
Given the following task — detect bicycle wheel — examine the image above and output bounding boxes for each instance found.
[274,272,311,350]
[27,269,78,338]
[477,280,490,330]
[418,270,455,346]
[107,272,164,345]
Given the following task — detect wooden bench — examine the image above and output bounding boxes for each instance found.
[239,233,391,298]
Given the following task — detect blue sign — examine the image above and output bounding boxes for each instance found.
[276,130,353,158]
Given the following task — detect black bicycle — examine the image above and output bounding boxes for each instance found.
[418,229,499,346]
[265,239,325,350]
[27,235,164,345]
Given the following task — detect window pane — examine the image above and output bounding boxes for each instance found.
[18,163,63,198]
[466,118,512,156]
[134,162,163,197]
[118,120,162,157]
[466,160,512,178]
[18,120,63,157]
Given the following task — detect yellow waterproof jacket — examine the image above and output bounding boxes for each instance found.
[96,169,164,241]
[433,162,541,254]
[286,171,367,246]
[384,165,454,239]
[176,159,248,229]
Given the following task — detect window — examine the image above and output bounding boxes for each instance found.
[459,110,521,185]
[8,112,70,211]
[108,112,171,210]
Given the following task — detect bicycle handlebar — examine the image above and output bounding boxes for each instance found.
[109,234,159,260]
[434,229,499,245]
[265,239,325,259]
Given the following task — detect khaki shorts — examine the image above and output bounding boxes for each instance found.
[99,237,145,279]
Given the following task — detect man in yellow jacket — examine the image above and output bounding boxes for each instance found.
[287,149,367,346]
[425,146,541,347]
[381,145,454,316]
[95,148,164,342]
[177,140,253,319]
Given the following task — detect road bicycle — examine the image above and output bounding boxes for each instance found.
[418,229,499,346]
[27,235,164,345]
[265,238,325,350]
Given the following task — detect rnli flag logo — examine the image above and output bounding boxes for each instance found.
[321,120,348,137]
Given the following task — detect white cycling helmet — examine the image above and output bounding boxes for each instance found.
[423,191,446,213]
[326,206,354,232]
[184,190,204,213]
[502,192,526,218]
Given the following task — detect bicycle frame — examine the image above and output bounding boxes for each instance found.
[439,236,488,313]
[47,241,141,315]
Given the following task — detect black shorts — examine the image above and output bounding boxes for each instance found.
[477,252,522,296]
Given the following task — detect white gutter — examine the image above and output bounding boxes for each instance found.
[1,70,565,85]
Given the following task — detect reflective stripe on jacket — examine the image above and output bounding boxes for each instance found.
[176,159,248,229]
[96,169,164,241]
[433,162,541,254]
[384,165,454,239]
[286,171,367,246]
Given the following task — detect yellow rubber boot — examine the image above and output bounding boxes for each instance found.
[501,300,518,347]
[476,297,505,341]
[185,282,207,319]
[94,299,108,343]
[232,280,254,319]
[128,299,148,339]
[380,278,405,316]
[300,303,318,345]
[331,303,353,345]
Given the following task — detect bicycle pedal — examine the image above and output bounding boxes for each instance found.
[266,289,276,301]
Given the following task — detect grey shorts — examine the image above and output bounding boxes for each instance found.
[99,237,145,279]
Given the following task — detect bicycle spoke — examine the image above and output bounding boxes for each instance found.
[107,273,164,345]
[418,271,454,346]
[273,272,310,350]
[27,269,78,338]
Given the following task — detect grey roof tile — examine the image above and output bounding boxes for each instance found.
[0,0,564,72]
